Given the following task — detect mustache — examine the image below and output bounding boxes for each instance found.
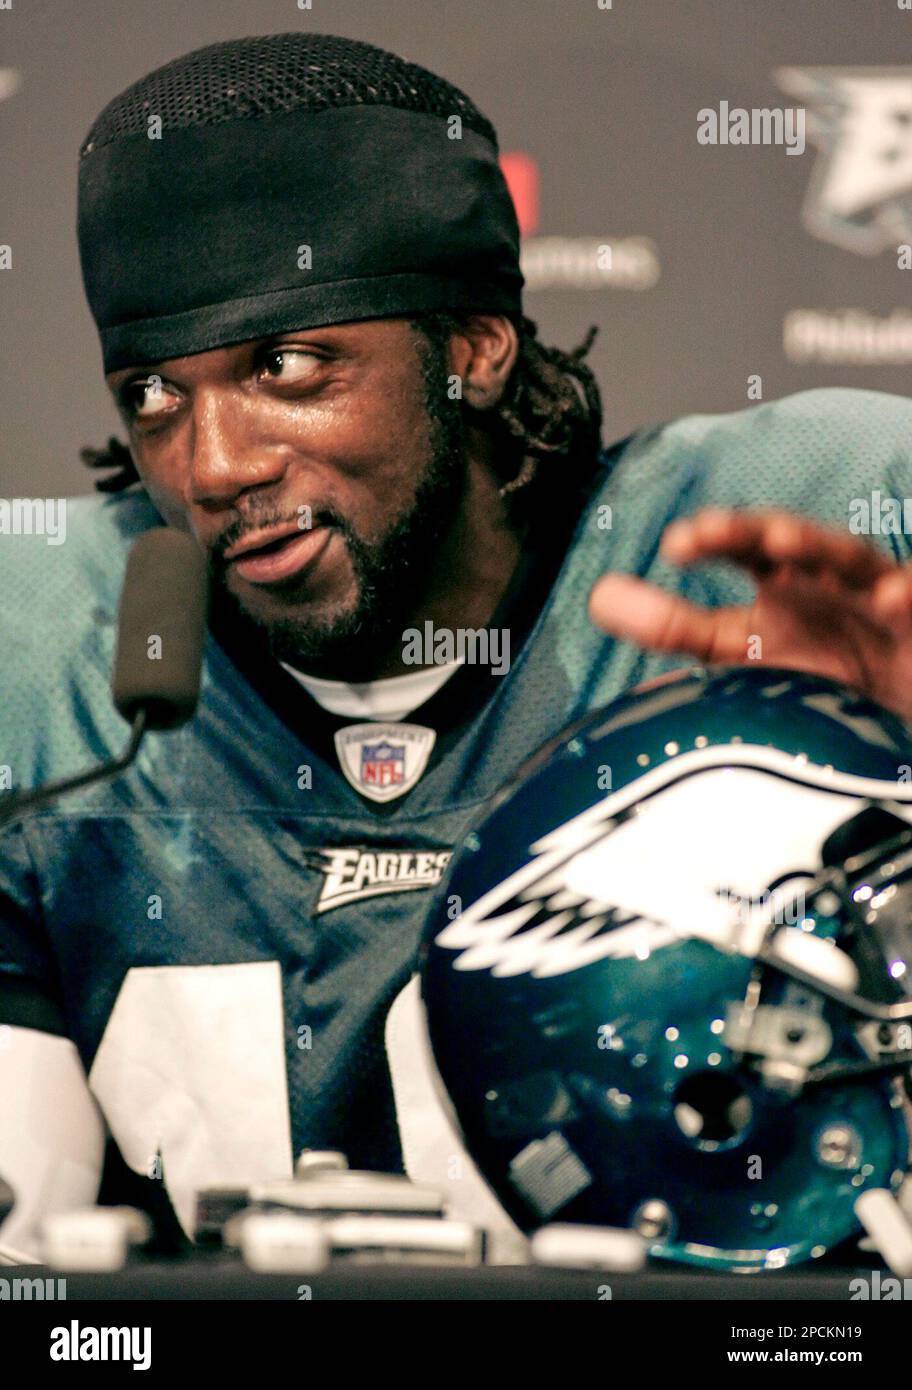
[208,505,346,566]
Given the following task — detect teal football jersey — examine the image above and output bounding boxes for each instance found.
[2,387,912,1232]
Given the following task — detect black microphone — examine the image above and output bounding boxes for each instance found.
[111,528,209,730]
[0,529,209,829]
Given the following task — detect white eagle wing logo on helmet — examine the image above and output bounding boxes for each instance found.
[435,745,912,979]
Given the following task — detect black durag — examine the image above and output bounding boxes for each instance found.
[77,32,524,372]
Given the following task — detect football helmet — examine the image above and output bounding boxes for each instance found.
[418,666,912,1271]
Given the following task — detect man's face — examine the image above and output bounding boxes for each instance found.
[106,318,466,676]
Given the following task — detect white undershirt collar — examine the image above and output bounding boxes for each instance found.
[280,659,464,722]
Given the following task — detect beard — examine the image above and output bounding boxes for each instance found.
[209,326,467,680]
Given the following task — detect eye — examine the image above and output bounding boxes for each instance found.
[119,375,180,421]
[257,348,322,385]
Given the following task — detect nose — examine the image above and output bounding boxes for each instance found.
[187,387,287,507]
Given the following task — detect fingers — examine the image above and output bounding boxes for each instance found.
[661,508,894,589]
[588,572,743,661]
[871,567,912,625]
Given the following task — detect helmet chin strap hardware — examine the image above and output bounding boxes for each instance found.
[754,913,912,1022]
[723,1002,833,1093]
[855,1019,912,1068]
[726,889,912,1088]
[721,892,912,1084]
[765,925,861,995]
[737,807,912,1023]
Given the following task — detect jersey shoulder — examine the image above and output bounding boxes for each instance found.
[0,486,160,600]
[0,488,162,777]
[602,388,912,531]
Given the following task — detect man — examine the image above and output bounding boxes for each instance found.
[2,31,912,1256]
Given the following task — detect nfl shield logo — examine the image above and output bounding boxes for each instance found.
[334,722,437,803]
[361,740,406,791]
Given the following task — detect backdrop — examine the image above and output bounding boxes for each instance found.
[1,0,910,497]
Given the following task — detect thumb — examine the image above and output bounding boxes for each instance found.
[588,572,725,661]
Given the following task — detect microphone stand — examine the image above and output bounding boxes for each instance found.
[0,710,148,831]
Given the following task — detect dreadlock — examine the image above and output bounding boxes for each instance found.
[411,311,603,519]
[80,436,139,494]
[81,315,604,507]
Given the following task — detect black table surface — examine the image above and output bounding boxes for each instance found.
[18,1255,882,1300]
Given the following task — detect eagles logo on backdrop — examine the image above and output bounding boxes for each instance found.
[776,66,912,254]
[334,722,436,803]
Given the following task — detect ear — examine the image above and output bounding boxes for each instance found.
[447,315,519,410]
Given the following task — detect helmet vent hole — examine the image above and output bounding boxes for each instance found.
[672,1071,753,1149]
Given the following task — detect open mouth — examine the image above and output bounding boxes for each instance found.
[246,532,300,557]
[227,525,332,586]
